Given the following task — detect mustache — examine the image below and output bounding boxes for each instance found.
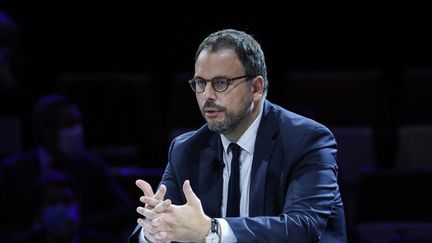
[202,101,226,112]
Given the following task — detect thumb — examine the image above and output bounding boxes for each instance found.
[183,180,200,206]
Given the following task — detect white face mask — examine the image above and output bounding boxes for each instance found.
[58,124,85,156]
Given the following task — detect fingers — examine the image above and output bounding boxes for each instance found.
[183,180,199,206]
[154,231,168,241]
[137,181,166,208]
[137,218,167,243]
[137,199,171,219]
[154,184,167,201]
[136,179,154,197]
[137,206,158,220]
[136,181,172,242]
[153,199,171,213]
[140,196,159,207]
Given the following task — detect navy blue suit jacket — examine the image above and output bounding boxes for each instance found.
[131,100,347,242]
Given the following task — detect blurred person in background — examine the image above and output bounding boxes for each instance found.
[0,9,43,160]
[0,93,134,243]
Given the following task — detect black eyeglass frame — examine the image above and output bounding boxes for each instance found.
[188,74,256,93]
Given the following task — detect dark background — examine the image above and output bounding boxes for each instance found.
[4,6,432,143]
[5,6,432,82]
[2,4,432,242]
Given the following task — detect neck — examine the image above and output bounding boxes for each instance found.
[224,99,263,142]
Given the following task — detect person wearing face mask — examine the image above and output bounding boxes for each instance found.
[0,93,135,243]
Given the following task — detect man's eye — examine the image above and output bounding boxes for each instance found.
[213,79,227,87]
[196,79,207,86]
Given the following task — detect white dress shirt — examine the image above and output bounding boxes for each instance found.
[217,105,262,242]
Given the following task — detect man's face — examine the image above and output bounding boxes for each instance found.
[58,123,85,156]
[194,49,255,136]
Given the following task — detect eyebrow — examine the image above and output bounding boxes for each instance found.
[194,75,233,80]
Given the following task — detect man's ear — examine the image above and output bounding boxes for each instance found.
[252,76,265,100]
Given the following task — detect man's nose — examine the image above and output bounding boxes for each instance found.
[202,82,216,100]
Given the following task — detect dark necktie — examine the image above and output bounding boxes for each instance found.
[226,143,241,217]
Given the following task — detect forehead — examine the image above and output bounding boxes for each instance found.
[195,49,244,77]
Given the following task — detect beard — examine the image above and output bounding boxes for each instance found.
[201,97,253,134]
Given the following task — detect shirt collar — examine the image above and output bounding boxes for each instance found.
[220,102,264,154]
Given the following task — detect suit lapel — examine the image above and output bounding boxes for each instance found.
[198,134,224,218]
[249,101,277,216]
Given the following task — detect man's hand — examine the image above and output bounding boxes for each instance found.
[135,179,169,243]
[148,180,211,242]
[136,179,166,209]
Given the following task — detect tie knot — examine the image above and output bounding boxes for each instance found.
[229,143,241,158]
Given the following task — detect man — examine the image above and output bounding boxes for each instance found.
[0,93,134,243]
[131,29,347,242]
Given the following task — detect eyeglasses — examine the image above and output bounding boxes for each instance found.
[189,74,255,93]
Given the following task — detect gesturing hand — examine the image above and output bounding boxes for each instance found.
[146,180,211,242]
[135,179,170,243]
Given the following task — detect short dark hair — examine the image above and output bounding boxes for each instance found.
[32,93,81,145]
[195,29,268,95]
